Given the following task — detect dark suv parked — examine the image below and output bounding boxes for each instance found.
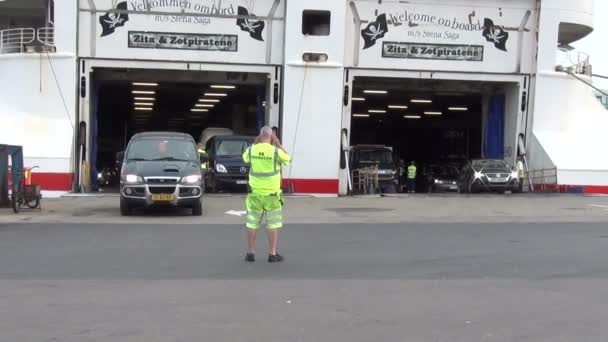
[204,135,255,193]
[118,132,205,216]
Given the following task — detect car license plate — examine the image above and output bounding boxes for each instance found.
[489,178,507,183]
[236,180,248,185]
[449,185,458,190]
[151,194,175,201]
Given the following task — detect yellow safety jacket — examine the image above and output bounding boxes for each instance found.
[243,143,291,196]
[198,148,208,169]
[407,165,417,179]
[516,161,525,178]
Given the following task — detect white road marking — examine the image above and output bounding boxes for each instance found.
[226,210,247,217]
[589,204,608,209]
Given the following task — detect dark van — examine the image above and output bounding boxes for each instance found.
[204,135,255,192]
[118,132,206,216]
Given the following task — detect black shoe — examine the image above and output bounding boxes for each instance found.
[268,254,284,263]
[245,253,255,262]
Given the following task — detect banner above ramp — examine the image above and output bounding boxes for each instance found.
[79,0,284,64]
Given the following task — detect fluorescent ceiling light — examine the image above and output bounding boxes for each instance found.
[134,102,154,106]
[134,97,155,101]
[404,115,422,119]
[132,90,156,95]
[210,85,236,89]
[411,99,432,103]
[204,93,228,97]
[195,104,215,108]
[132,82,158,87]
[388,105,408,109]
[363,90,388,94]
[424,111,443,116]
[353,114,370,118]
[134,107,153,111]
[191,109,209,112]
[199,99,221,103]
[352,97,366,101]
[448,107,468,111]
[368,110,387,114]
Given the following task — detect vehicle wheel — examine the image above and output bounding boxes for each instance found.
[459,183,469,194]
[192,198,203,216]
[120,197,132,216]
[26,198,40,209]
[11,185,20,213]
[208,176,218,193]
[11,196,20,214]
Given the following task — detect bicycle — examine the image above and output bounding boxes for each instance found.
[10,166,42,213]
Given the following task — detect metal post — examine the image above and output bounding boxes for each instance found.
[541,169,544,192]
[522,155,533,192]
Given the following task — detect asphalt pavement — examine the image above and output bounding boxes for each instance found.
[2,220,608,341]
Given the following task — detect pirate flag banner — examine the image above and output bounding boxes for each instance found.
[236,6,265,42]
[482,18,509,52]
[361,14,388,50]
[100,1,129,37]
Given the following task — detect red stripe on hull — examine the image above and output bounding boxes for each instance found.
[31,173,73,191]
[584,186,608,194]
[282,179,339,194]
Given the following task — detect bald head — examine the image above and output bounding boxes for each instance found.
[260,126,273,138]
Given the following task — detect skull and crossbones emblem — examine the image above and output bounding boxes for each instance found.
[365,23,385,41]
[104,12,125,29]
[487,27,506,44]
[240,19,263,33]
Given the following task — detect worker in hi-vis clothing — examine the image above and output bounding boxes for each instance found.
[197,143,208,171]
[407,161,417,194]
[242,126,291,263]
[516,158,525,192]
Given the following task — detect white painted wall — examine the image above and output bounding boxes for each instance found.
[281,0,346,188]
[0,0,77,176]
[0,54,76,173]
[529,0,608,186]
[533,73,608,169]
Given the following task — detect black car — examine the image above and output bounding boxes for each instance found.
[204,135,255,193]
[349,145,399,191]
[459,159,520,194]
[118,132,205,216]
[425,164,460,193]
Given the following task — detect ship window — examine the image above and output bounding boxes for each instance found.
[302,10,331,36]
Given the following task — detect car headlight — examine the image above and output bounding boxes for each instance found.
[474,171,483,179]
[97,172,103,180]
[181,175,202,184]
[124,174,142,183]
[511,171,519,179]
[434,179,443,184]
[216,164,228,173]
